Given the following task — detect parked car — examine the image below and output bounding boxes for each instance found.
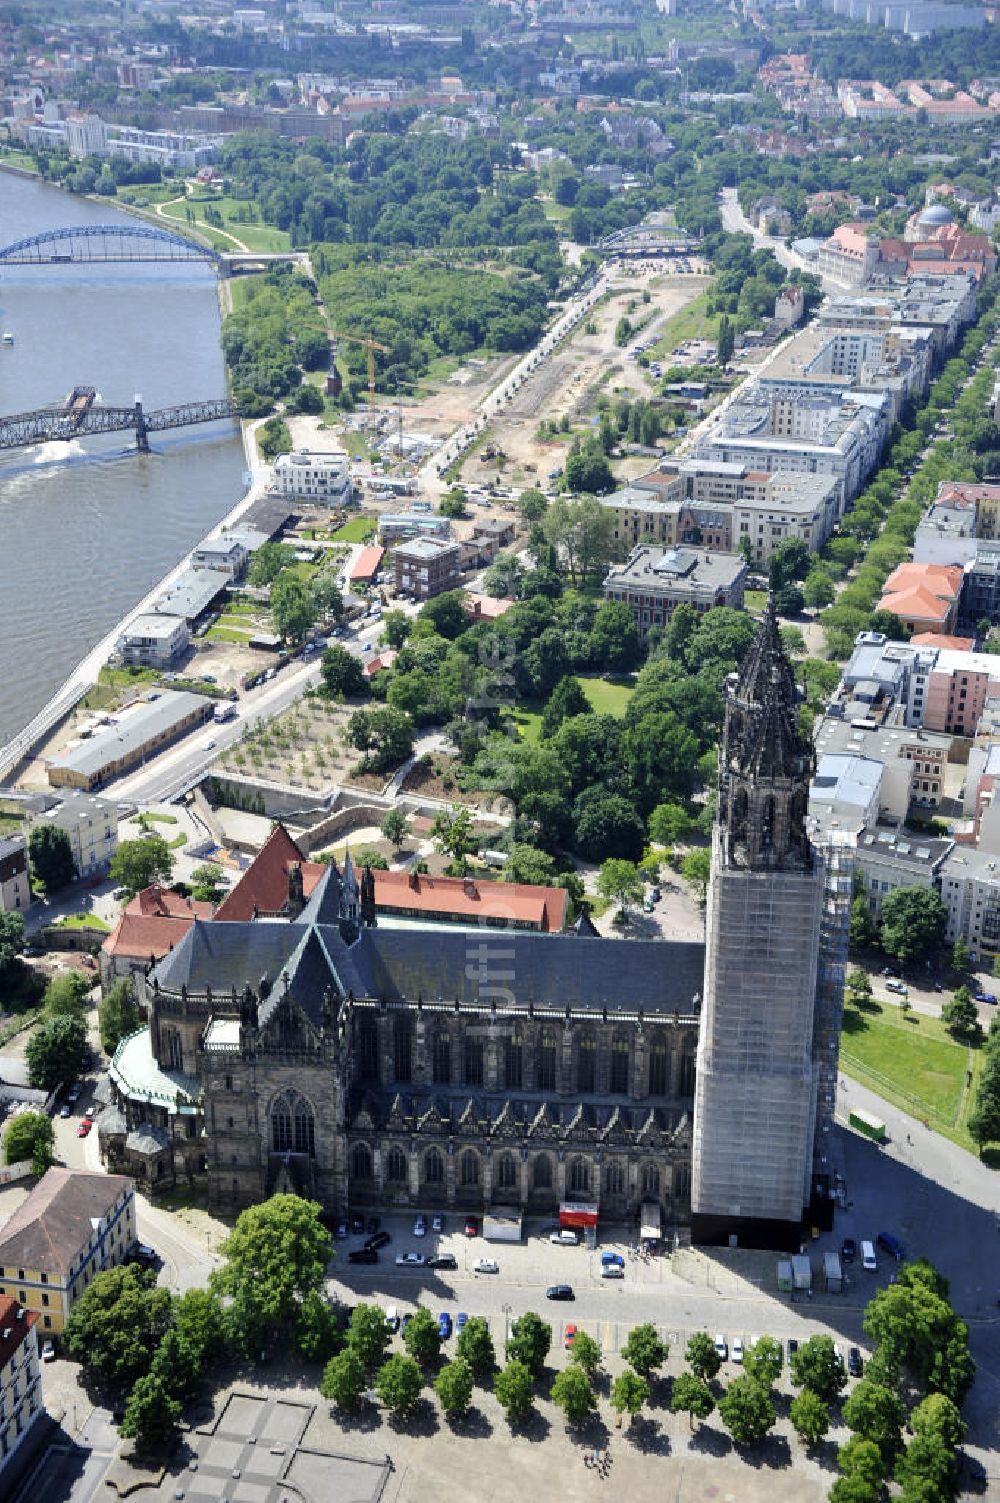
[841,1238,857,1263]
[76,1121,92,1138]
[41,1340,56,1362]
[600,1264,624,1279]
[732,1337,744,1364]
[714,1334,728,1361]
[365,1230,391,1251]
[834,1343,845,1368]
[464,1217,478,1237]
[335,1220,348,1240]
[877,1231,905,1261]
[848,1347,864,1378]
[385,1307,400,1333]
[600,1251,625,1267]
[349,1247,378,1265]
[350,1215,364,1236]
[427,1253,457,1271]
[546,1285,574,1301]
[413,1215,426,1237]
[395,1252,426,1267]
[564,1323,578,1350]
[431,1214,444,1233]
[550,1229,579,1245]
[456,1312,468,1333]
[974,991,997,1004]
[66,1083,82,1103]
[59,1103,71,1119]
[437,1312,452,1340]
[787,1338,799,1358]
[885,979,908,996]
[474,1257,499,1274]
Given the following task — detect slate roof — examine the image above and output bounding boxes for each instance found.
[152,919,302,995]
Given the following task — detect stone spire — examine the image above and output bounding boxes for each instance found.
[718,595,813,871]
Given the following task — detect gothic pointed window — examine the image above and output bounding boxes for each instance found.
[576,1033,596,1094]
[270,1090,315,1157]
[351,1142,373,1180]
[496,1152,517,1190]
[424,1147,444,1185]
[605,1160,625,1195]
[611,1033,630,1094]
[568,1158,591,1196]
[459,1150,480,1187]
[163,1030,182,1071]
[356,1016,378,1079]
[761,796,775,855]
[504,1030,523,1090]
[432,1026,451,1085]
[537,1030,557,1092]
[532,1154,553,1189]
[394,1014,412,1082]
[386,1145,407,1184]
[464,1035,484,1086]
[641,1163,660,1197]
[648,1033,668,1096]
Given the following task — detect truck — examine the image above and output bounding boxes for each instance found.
[849,1108,887,1144]
[824,1251,843,1294]
[791,1254,812,1293]
[213,702,236,724]
[776,1259,794,1293]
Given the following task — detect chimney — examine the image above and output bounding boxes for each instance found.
[464,879,478,900]
[409,871,419,890]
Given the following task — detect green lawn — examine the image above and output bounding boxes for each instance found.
[158,194,291,253]
[332,517,377,543]
[745,589,768,615]
[648,290,720,362]
[577,676,634,716]
[839,1000,983,1152]
[207,625,257,643]
[53,913,110,932]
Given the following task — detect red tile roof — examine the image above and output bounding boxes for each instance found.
[103,910,197,961]
[128,885,213,920]
[350,545,385,582]
[910,632,975,651]
[372,869,569,932]
[213,824,323,922]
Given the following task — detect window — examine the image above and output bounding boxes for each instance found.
[496,1152,517,1190]
[163,1030,182,1071]
[648,1034,668,1096]
[432,1027,451,1086]
[576,1034,596,1094]
[41,1294,48,1308]
[424,1148,444,1185]
[394,1015,413,1082]
[351,1142,373,1180]
[537,1031,557,1092]
[568,1159,591,1197]
[459,1150,479,1187]
[611,1034,630,1094]
[532,1155,552,1189]
[225,1074,233,1092]
[605,1160,625,1195]
[356,1016,379,1079]
[386,1146,407,1184]
[641,1163,660,1197]
[270,1090,316,1156]
[504,1030,523,1090]
[464,1036,484,1086]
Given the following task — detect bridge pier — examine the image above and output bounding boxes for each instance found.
[134,399,149,454]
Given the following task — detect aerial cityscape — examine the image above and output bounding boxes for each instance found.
[0,1,998,1500]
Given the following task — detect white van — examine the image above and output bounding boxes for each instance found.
[861,1240,877,1272]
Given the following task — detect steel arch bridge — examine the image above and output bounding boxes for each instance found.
[0,224,220,266]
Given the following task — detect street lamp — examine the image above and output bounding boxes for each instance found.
[502,1302,512,1348]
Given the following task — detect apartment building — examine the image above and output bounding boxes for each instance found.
[18,790,119,877]
[940,846,1000,965]
[0,1300,43,1483]
[854,826,953,921]
[602,546,747,639]
[0,1170,136,1336]
[392,537,463,600]
[877,562,962,636]
[814,714,950,813]
[272,448,352,505]
[838,631,1000,737]
[114,612,189,670]
[0,836,30,915]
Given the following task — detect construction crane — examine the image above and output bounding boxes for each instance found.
[333,331,390,428]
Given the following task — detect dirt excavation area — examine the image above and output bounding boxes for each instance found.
[455,269,711,487]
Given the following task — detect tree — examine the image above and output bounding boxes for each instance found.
[3,1109,54,1175]
[519,487,548,523]
[789,1388,830,1447]
[375,1353,423,1416]
[26,1013,89,1091]
[502,844,558,887]
[768,538,810,591]
[589,601,640,672]
[109,835,173,899]
[838,1436,886,1490]
[149,1325,200,1400]
[439,488,468,519]
[435,1358,475,1417]
[790,1335,847,1403]
[403,1307,442,1367]
[828,1478,882,1503]
[0,911,26,985]
[621,1323,668,1378]
[189,863,228,905]
[431,805,479,869]
[941,985,981,1043]
[803,569,835,609]
[310,573,344,620]
[172,1288,227,1369]
[649,802,692,846]
[681,848,711,904]
[347,1301,391,1371]
[879,887,948,964]
[743,1334,783,1389]
[456,1315,495,1377]
[42,971,90,1018]
[596,858,643,922]
[968,1043,1000,1154]
[295,1290,343,1363]
[685,1331,722,1382]
[321,1347,367,1410]
[718,1375,776,1445]
[212,1195,332,1357]
[951,936,971,974]
[118,1373,181,1453]
[28,823,75,891]
[98,978,142,1056]
[717,314,735,367]
[380,807,410,850]
[347,706,414,772]
[248,542,296,585]
[271,574,317,645]
[495,1359,535,1421]
[846,967,874,1008]
[540,676,590,740]
[505,1311,551,1375]
[842,1379,904,1450]
[862,1261,974,1406]
[321,644,368,699]
[65,1264,173,1390]
[850,895,877,950]
[610,1367,649,1423]
[573,791,645,862]
[895,1392,965,1497]
[550,1365,596,1426]
[382,610,411,650]
[670,1370,716,1429]
[567,1329,601,1376]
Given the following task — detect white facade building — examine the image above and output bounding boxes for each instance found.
[0,1300,43,1482]
[272,449,352,505]
[23,791,119,878]
[115,613,189,670]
